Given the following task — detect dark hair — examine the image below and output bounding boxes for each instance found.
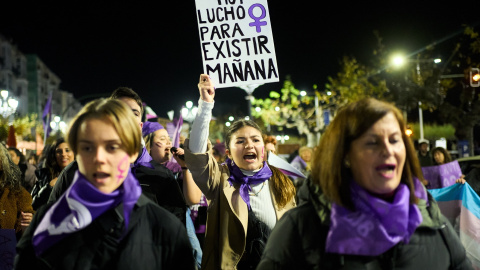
[0,143,22,193]
[45,138,67,180]
[224,119,296,208]
[311,98,425,210]
[7,147,25,164]
[110,87,144,116]
[432,147,452,165]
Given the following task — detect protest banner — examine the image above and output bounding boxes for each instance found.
[422,160,462,189]
[195,0,279,88]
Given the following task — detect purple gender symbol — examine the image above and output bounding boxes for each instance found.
[248,4,267,33]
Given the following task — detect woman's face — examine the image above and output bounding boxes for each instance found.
[227,126,265,171]
[55,142,74,170]
[347,112,406,196]
[300,149,312,162]
[433,150,445,164]
[150,129,172,164]
[76,118,138,194]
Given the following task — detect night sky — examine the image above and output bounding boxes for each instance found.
[1,1,479,119]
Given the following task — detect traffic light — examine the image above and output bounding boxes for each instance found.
[470,68,480,87]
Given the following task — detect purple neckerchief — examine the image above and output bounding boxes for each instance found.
[226,158,272,209]
[326,180,423,256]
[132,147,154,172]
[291,155,307,169]
[164,160,182,173]
[32,170,142,256]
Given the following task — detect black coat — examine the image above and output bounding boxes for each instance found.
[31,168,53,211]
[48,159,187,225]
[14,194,195,270]
[257,179,473,270]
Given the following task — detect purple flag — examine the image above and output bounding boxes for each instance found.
[42,92,53,139]
[422,161,462,189]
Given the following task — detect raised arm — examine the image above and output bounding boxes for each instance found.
[189,74,215,153]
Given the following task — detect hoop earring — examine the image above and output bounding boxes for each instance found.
[344,159,351,168]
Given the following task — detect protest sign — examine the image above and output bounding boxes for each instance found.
[195,0,279,88]
[422,160,462,189]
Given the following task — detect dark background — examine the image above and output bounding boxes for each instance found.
[1,1,479,119]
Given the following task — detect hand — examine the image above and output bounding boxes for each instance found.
[198,74,215,103]
[172,147,186,167]
[20,212,33,231]
[455,174,466,184]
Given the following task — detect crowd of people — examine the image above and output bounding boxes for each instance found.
[0,74,474,269]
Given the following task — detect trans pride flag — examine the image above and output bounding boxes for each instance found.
[429,183,480,269]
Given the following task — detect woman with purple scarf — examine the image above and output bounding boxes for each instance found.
[183,74,296,269]
[14,99,194,270]
[257,98,473,269]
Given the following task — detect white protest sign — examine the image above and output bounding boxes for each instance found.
[195,0,279,88]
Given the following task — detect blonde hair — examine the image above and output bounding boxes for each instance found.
[67,99,141,157]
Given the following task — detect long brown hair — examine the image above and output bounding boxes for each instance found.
[311,98,425,210]
[225,119,296,208]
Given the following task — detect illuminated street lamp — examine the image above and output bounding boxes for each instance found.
[50,115,66,135]
[181,101,198,123]
[0,90,19,118]
[389,54,442,140]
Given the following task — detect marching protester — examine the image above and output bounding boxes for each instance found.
[257,98,472,269]
[184,74,296,269]
[14,98,194,269]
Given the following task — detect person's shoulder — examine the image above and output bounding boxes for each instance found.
[135,195,185,226]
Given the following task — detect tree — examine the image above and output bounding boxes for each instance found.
[0,113,41,143]
[251,78,321,147]
[436,26,480,155]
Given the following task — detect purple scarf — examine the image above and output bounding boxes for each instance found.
[132,147,154,171]
[32,170,142,256]
[226,158,272,209]
[326,179,426,256]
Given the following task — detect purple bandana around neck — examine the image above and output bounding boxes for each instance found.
[32,170,142,256]
[132,147,154,172]
[326,180,424,256]
[226,158,272,209]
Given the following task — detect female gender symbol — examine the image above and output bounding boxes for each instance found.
[248,4,267,33]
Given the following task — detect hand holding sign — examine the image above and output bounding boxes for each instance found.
[198,74,216,103]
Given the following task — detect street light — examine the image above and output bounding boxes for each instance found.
[0,90,19,118]
[181,101,198,123]
[50,115,66,135]
[238,84,263,118]
[390,55,442,141]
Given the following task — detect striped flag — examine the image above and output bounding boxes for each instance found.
[429,183,480,269]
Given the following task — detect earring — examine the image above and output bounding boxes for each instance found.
[344,159,351,168]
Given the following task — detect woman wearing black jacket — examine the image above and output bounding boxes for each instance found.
[257,98,472,270]
[31,137,74,210]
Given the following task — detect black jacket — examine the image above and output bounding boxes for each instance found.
[14,194,195,270]
[257,178,473,270]
[31,168,53,211]
[48,159,187,225]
